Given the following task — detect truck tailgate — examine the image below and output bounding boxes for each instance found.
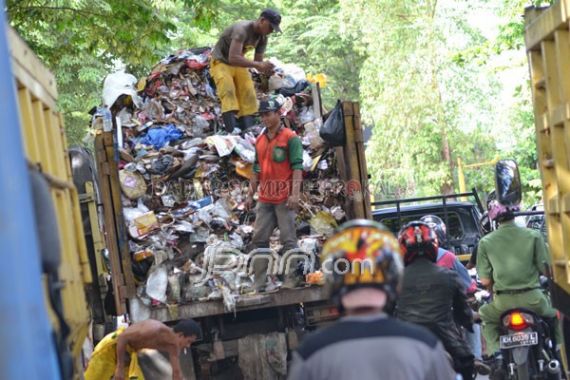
[149,286,328,321]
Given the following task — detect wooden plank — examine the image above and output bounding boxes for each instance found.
[342,102,366,219]
[103,133,136,297]
[149,287,329,321]
[95,133,126,315]
[351,103,372,219]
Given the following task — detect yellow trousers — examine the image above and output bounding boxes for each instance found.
[84,327,144,380]
[210,59,258,117]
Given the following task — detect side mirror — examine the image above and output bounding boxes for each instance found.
[495,159,522,206]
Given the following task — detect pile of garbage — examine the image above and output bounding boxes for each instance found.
[99,48,346,314]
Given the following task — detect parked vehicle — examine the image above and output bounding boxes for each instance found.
[525,1,570,371]
[372,191,484,262]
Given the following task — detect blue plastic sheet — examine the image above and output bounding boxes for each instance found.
[138,125,184,149]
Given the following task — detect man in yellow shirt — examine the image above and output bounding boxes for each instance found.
[84,319,201,380]
[210,9,281,132]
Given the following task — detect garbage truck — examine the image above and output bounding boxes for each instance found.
[525,0,570,371]
[77,48,374,378]
[2,12,92,380]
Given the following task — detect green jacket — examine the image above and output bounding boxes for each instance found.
[476,220,549,292]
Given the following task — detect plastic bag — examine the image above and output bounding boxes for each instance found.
[146,265,168,303]
[119,170,147,199]
[302,151,313,171]
[319,100,345,146]
[234,137,256,163]
[138,124,183,149]
[309,211,338,236]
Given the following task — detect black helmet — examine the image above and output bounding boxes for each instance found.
[420,214,447,249]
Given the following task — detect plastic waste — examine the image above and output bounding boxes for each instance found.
[130,296,152,323]
[189,196,214,210]
[205,135,236,157]
[168,272,182,304]
[233,138,256,163]
[146,265,168,303]
[161,194,176,208]
[102,107,113,132]
[129,211,159,239]
[138,125,183,149]
[119,170,147,199]
[123,200,150,224]
[309,211,338,236]
[302,151,313,171]
[320,100,345,146]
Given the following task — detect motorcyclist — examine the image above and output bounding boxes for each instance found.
[288,220,456,380]
[420,215,472,290]
[396,221,475,380]
[420,215,489,375]
[476,200,561,371]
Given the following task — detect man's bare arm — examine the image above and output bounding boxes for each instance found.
[228,40,273,74]
[114,334,129,379]
[228,40,259,68]
[168,344,183,380]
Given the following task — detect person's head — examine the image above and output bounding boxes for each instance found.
[321,219,403,314]
[258,97,282,129]
[256,8,282,36]
[420,214,447,248]
[172,319,202,349]
[397,221,438,266]
[487,200,518,224]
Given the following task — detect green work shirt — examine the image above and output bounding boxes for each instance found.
[476,220,549,292]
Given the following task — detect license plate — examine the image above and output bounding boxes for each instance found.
[500,332,538,349]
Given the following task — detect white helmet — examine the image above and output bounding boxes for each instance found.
[102,71,142,109]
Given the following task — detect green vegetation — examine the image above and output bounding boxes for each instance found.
[6,0,549,206]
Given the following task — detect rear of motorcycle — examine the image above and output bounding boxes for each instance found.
[498,309,561,380]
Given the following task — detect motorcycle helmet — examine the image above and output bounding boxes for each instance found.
[397,221,439,265]
[321,219,403,307]
[420,214,447,248]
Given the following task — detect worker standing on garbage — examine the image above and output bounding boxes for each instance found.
[246,97,304,292]
[210,8,281,133]
[84,319,202,380]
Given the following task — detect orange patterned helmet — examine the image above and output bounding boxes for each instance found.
[321,219,403,303]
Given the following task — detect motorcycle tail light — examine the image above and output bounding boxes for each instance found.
[502,311,534,331]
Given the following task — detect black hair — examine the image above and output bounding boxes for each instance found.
[173,319,203,339]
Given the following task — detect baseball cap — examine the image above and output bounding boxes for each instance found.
[258,97,283,113]
[260,8,282,33]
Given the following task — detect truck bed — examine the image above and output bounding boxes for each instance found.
[149,286,328,321]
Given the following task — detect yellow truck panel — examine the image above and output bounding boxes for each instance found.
[8,26,92,362]
[525,2,570,355]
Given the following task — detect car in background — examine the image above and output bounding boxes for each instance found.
[372,194,485,262]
